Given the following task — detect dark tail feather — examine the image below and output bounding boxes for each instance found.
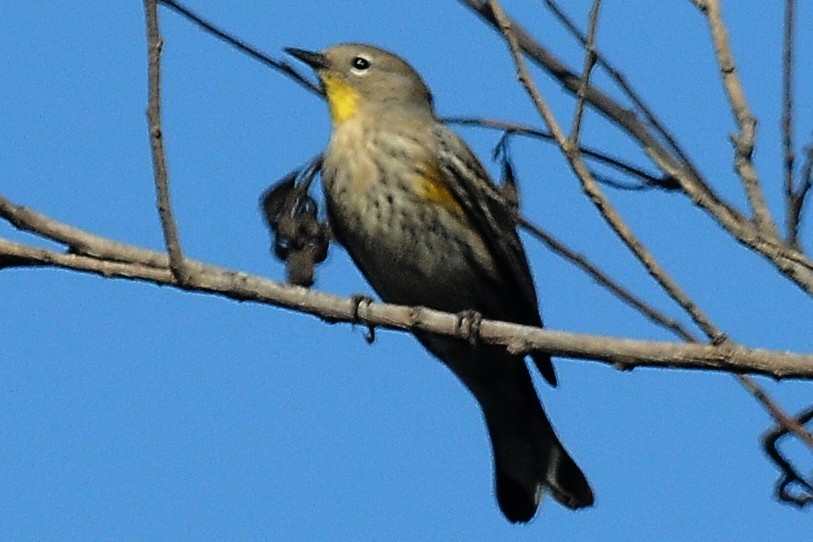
[480,361,593,522]
[543,436,594,510]
[414,335,592,522]
[495,468,541,523]
[487,418,593,522]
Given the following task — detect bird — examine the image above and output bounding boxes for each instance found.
[286,43,593,522]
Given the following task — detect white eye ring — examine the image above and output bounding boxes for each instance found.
[350,55,372,75]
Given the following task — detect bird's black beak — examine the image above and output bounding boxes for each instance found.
[284,47,328,70]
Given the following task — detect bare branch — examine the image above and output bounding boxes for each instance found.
[157,0,322,97]
[782,0,797,245]
[530,210,813,460]
[459,0,813,293]
[460,1,741,225]
[542,0,702,175]
[739,371,813,479]
[518,218,696,343]
[693,0,778,237]
[445,116,679,190]
[739,375,813,448]
[145,0,189,284]
[568,0,602,143]
[524,208,813,455]
[789,144,813,246]
[2,235,812,379]
[2,193,812,377]
[487,0,726,342]
[0,197,168,268]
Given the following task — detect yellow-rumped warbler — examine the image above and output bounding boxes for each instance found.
[286,43,593,523]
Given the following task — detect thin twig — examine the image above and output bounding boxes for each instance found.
[781,0,797,245]
[145,0,189,284]
[491,0,813,458]
[459,0,813,293]
[739,375,813,448]
[523,210,813,453]
[446,116,679,190]
[693,0,779,238]
[460,0,740,226]
[542,0,703,178]
[518,218,696,342]
[789,144,813,247]
[157,0,322,97]
[0,197,169,268]
[568,0,602,143]
[487,0,726,343]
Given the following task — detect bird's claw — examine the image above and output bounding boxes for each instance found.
[456,309,483,346]
[350,294,376,344]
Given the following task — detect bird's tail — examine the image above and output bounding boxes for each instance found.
[476,356,593,522]
[416,335,593,522]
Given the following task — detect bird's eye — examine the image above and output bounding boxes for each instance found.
[351,56,371,72]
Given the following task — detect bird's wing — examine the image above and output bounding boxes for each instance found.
[433,124,556,386]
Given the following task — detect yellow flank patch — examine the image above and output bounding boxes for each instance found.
[320,73,360,125]
[416,163,465,217]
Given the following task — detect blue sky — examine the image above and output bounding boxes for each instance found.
[2,1,811,540]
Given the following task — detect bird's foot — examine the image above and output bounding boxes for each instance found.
[456,309,483,346]
[350,294,376,344]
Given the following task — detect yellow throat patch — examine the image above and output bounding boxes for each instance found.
[320,73,360,125]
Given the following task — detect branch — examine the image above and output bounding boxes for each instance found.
[145,0,189,284]
[520,215,813,462]
[781,0,797,245]
[486,0,726,343]
[693,0,778,237]
[518,218,696,342]
[445,116,680,190]
[542,0,702,175]
[459,0,813,294]
[2,196,812,378]
[568,0,601,143]
[459,1,740,227]
[157,0,322,97]
[739,376,813,449]
[789,144,813,247]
